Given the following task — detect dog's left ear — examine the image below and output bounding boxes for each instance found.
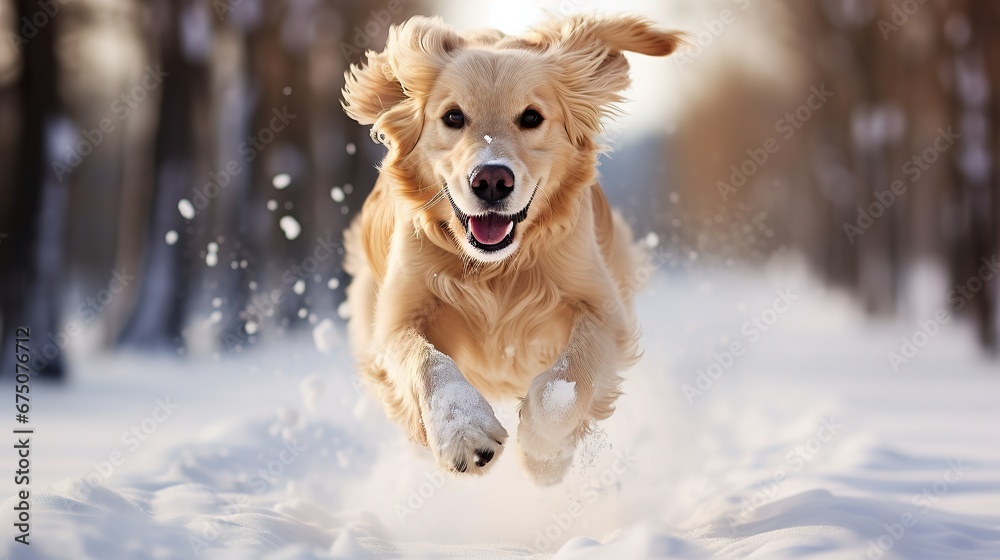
[526,14,686,147]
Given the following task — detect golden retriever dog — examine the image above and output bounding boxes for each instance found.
[340,13,683,484]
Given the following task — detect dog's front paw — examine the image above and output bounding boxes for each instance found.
[517,358,588,485]
[423,354,508,475]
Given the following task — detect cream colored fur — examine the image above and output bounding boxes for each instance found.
[340,13,683,483]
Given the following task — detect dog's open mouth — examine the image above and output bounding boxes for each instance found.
[469,214,515,250]
[447,191,534,253]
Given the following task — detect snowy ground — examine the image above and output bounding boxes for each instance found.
[2,259,1000,559]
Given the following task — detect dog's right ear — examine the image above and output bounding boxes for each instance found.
[342,16,464,152]
[341,49,403,128]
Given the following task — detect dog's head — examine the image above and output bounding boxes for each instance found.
[342,14,684,263]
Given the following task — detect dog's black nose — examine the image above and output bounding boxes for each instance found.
[470,165,514,203]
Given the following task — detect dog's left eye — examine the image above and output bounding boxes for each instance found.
[443,109,466,129]
[519,109,544,129]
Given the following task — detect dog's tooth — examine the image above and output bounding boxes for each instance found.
[504,221,514,237]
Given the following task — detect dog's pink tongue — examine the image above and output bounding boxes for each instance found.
[469,214,512,246]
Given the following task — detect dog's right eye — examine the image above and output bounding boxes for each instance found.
[443,109,466,129]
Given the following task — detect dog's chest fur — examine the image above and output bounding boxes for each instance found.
[424,267,575,398]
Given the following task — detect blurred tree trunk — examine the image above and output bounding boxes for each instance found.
[219,0,401,348]
[967,0,999,353]
[118,0,209,351]
[254,6,313,333]
[988,6,1000,353]
[0,0,69,380]
[946,1,997,352]
[797,2,867,294]
[854,26,899,315]
[219,8,298,345]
